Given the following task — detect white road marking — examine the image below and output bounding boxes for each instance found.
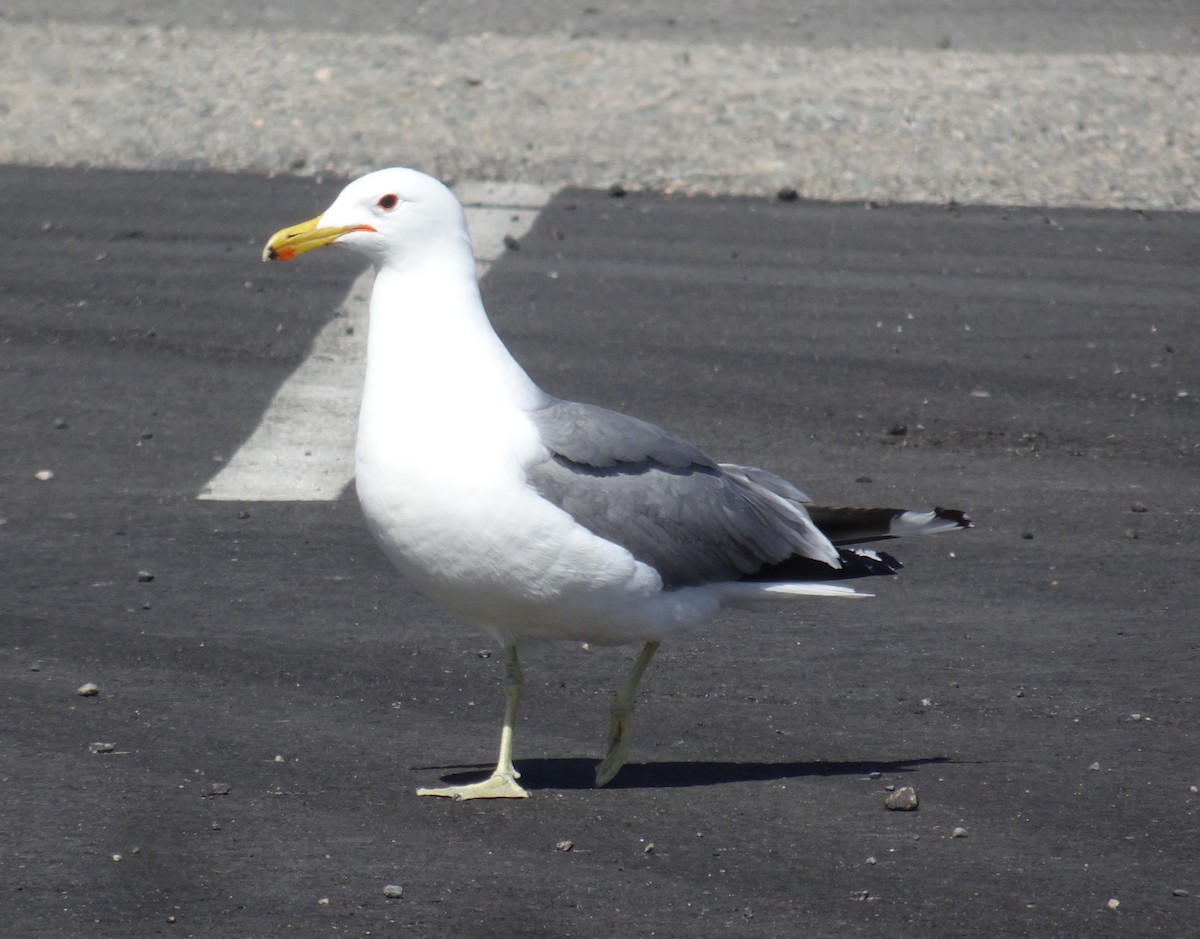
[198,181,554,502]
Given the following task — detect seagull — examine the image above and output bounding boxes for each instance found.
[263,168,970,800]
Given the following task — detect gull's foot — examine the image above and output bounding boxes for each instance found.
[594,713,632,787]
[596,640,657,788]
[417,772,529,800]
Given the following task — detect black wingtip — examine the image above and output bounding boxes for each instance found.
[840,547,903,577]
[935,507,973,530]
[744,546,902,583]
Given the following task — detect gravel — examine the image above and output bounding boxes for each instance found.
[0,18,1196,208]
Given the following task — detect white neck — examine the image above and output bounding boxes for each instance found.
[355,248,551,485]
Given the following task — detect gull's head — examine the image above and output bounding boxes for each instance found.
[262,167,467,267]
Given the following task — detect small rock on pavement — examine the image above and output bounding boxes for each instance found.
[1107,898,1120,911]
[554,840,574,852]
[884,787,919,811]
[383,884,403,899]
[951,827,969,838]
[89,741,116,754]
[206,782,232,797]
[78,682,101,696]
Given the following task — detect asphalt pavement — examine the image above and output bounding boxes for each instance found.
[7,0,1195,52]
[2,164,1198,937]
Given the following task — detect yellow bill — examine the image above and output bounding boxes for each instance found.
[262,216,375,262]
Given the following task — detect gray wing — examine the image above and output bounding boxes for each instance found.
[530,399,714,470]
[526,399,839,588]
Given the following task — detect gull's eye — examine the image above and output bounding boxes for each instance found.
[377,194,400,211]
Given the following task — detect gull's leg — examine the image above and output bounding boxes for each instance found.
[418,642,529,800]
[595,640,660,787]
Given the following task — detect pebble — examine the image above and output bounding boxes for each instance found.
[89,741,116,754]
[137,570,155,582]
[78,682,101,696]
[554,840,574,852]
[35,469,55,481]
[884,787,919,811]
[206,782,232,797]
[951,827,969,838]
[383,884,404,898]
[1089,762,1102,771]
[1172,889,1189,898]
[1106,898,1120,911]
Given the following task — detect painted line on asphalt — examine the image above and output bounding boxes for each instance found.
[198,181,554,502]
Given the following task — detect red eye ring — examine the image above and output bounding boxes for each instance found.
[377,194,400,210]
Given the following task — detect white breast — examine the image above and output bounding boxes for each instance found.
[353,264,708,644]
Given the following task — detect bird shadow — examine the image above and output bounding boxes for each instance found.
[413,755,952,792]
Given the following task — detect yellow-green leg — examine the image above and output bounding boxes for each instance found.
[418,643,530,800]
[595,640,660,787]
